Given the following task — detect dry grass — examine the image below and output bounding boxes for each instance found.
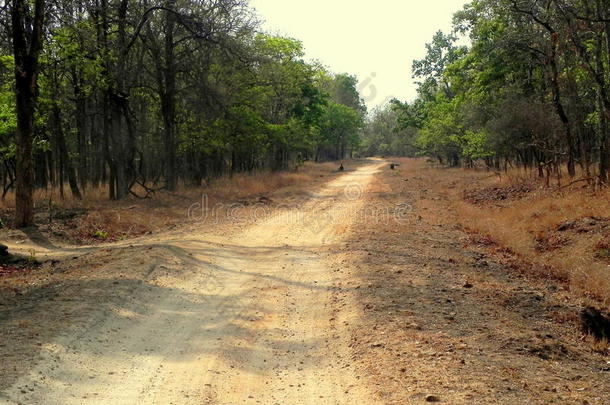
[455,189,610,302]
[392,157,610,306]
[196,162,338,200]
[1,161,339,209]
[0,161,346,244]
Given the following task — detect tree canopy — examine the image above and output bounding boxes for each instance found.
[0,0,366,225]
[362,0,610,186]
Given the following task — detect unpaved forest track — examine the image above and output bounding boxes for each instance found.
[3,159,610,405]
[1,163,384,405]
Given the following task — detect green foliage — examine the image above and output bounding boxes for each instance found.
[412,31,467,99]
[415,96,464,164]
[92,230,108,240]
[0,55,16,140]
[0,92,16,138]
[318,101,363,159]
[361,102,418,157]
[0,1,367,205]
[396,0,607,172]
[462,130,493,160]
[595,248,610,260]
[324,73,367,115]
[27,249,37,264]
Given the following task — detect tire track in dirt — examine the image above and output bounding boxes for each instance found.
[1,162,384,405]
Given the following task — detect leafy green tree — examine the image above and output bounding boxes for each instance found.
[399,0,610,182]
[0,0,367,226]
[412,30,467,100]
[317,102,363,161]
[361,103,418,157]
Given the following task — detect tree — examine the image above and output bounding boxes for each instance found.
[412,30,467,99]
[325,73,367,115]
[11,0,46,227]
[0,0,366,225]
[317,102,363,160]
[400,0,610,183]
[361,103,418,157]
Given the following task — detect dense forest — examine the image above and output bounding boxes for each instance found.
[363,0,610,186]
[7,0,610,228]
[0,0,365,226]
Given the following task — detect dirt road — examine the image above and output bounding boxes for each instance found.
[1,163,384,405]
[2,159,610,405]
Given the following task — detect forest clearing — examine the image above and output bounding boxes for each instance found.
[3,0,610,403]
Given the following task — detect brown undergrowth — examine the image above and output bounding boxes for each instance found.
[0,161,346,245]
[346,158,610,404]
[392,157,610,306]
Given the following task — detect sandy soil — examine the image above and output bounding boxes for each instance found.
[0,162,384,405]
[1,159,609,404]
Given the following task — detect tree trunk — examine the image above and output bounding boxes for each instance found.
[598,87,609,184]
[111,0,133,200]
[547,32,575,177]
[162,0,178,190]
[52,87,82,200]
[71,68,89,190]
[601,17,610,184]
[11,0,46,227]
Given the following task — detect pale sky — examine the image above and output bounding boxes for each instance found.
[249,0,469,110]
